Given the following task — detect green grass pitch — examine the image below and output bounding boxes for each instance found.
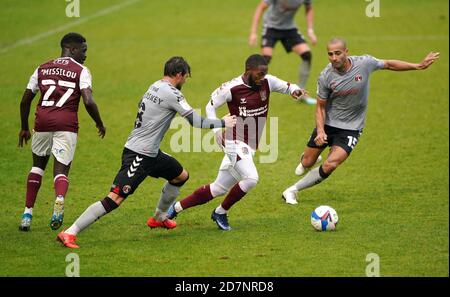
[0,0,448,276]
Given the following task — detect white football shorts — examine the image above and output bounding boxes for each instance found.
[218,140,258,180]
[31,131,78,165]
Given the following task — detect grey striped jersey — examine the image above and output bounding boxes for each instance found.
[317,55,385,131]
[125,80,194,157]
[263,0,311,30]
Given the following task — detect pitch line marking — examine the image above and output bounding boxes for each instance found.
[0,0,141,55]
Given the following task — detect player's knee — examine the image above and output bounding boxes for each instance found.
[170,169,189,186]
[210,182,229,197]
[101,196,120,213]
[239,177,258,192]
[263,55,272,64]
[300,51,312,62]
[170,171,189,187]
[322,160,339,174]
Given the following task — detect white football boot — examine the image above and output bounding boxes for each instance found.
[295,154,323,176]
[282,187,298,205]
[50,196,65,230]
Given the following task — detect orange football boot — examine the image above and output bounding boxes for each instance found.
[147,217,177,229]
[57,231,80,249]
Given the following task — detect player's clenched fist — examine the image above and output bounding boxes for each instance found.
[314,130,328,146]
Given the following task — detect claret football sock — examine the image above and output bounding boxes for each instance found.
[54,174,69,198]
[221,183,247,210]
[25,167,44,208]
[180,184,214,210]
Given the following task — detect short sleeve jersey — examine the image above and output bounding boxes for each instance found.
[316,55,385,131]
[263,0,311,30]
[125,80,194,157]
[26,57,92,133]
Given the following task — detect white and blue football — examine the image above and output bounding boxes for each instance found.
[311,205,339,231]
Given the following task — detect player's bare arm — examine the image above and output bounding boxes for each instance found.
[249,1,269,46]
[383,52,440,71]
[18,89,36,147]
[81,88,106,138]
[314,97,327,146]
[304,3,317,46]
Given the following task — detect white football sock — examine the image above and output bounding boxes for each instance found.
[174,201,183,213]
[215,205,227,214]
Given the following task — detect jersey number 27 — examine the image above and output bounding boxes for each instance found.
[41,79,75,107]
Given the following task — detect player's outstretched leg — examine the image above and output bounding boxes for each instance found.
[283,165,330,205]
[57,195,119,248]
[284,146,346,204]
[287,146,349,204]
[167,184,216,220]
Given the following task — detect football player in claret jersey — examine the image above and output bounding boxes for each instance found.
[18,32,106,231]
[57,57,236,248]
[282,38,440,205]
[166,54,306,231]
